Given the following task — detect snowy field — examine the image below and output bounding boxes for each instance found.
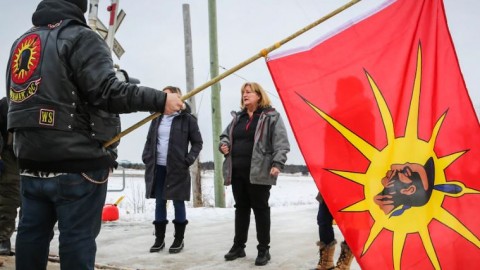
[9,169,361,270]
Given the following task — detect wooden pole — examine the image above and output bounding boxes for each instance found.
[208,0,226,208]
[103,0,362,148]
[183,3,203,208]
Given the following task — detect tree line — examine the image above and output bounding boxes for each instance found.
[119,161,310,176]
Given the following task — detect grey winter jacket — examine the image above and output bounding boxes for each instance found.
[142,104,203,201]
[219,107,290,186]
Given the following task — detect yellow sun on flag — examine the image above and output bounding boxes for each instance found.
[301,44,480,269]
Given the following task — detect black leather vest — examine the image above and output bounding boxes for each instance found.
[8,20,120,149]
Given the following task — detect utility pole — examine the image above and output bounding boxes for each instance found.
[208,0,225,208]
[183,4,203,207]
[88,0,100,31]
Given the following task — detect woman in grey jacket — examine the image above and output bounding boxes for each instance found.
[219,82,290,266]
[142,86,203,254]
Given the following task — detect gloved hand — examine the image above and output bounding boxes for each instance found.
[0,159,4,174]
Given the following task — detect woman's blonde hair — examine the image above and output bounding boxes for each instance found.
[240,82,271,109]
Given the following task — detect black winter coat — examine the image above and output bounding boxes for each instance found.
[142,106,202,201]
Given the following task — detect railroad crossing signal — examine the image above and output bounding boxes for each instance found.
[88,0,126,59]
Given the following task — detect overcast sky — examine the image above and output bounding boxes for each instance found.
[0,0,478,164]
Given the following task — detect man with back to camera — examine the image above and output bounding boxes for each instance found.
[6,0,184,269]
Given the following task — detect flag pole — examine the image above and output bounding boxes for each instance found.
[103,0,361,148]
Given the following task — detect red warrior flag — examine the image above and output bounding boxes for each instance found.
[267,0,480,269]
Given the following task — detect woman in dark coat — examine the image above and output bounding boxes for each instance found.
[142,86,203,254]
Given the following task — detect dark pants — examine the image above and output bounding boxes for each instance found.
[154,165,186,223]
[231,170,271,250]
[15,169,108,270]
[0,149,20,241]
[317,197,335,245]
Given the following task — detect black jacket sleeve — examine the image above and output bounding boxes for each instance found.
[60,26,167,114]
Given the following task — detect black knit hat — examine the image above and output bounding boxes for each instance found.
[64,0,88,13]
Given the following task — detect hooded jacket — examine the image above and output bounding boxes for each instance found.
[6,0,168,173]
[219,107,290,186]
[142,104,203,201]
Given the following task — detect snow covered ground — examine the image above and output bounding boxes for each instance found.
[8,169,361,270]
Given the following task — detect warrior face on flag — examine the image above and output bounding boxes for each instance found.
[374,158,434,215]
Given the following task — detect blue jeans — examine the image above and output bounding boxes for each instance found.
[154,165,186,223]
[15,169,109,270]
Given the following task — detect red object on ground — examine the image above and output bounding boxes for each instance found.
[102,204,119,222]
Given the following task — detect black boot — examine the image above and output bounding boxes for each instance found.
[0,239,11,256]
[255,247,271,266]
[224,244,246,261]
[150,220,168,253]
[169,220,188,254]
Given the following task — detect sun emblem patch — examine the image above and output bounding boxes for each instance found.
[11,34,41,84]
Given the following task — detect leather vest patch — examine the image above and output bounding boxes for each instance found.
[10,34,41,85]
[39,108,55,126]
[10,78,41,103]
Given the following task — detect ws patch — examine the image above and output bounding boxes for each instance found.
[39,109,55,126]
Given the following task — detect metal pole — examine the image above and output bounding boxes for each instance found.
[106,0,119,50]
[183,4,203,208]
[103,0,362,148]
[208,0,225,208]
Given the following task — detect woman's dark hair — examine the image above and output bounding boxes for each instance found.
[162,86,182,95]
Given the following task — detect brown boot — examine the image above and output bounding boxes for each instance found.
[316,240,336,270]
[334,242,354,270]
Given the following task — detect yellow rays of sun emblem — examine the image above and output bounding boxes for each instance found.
[301,43,480,269]
[11,34,41,84]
